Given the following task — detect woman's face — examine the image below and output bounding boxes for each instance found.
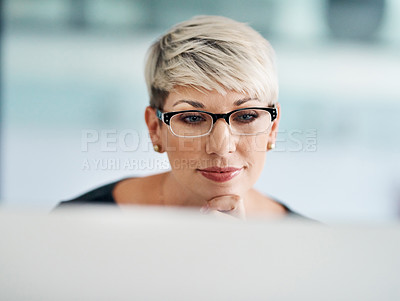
[148,86,280,203]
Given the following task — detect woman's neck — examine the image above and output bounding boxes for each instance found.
[114,172,286,216]
[160,171,206,207]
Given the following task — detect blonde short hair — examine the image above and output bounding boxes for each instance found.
[144,15,278,109]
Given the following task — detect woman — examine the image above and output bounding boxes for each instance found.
[57,15,306,220]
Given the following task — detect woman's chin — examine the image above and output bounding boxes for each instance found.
[199,184,245,200]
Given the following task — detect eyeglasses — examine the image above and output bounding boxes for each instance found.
[156,107,277,138]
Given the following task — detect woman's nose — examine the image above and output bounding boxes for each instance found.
[205,119,237,155]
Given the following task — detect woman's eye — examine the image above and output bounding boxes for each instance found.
[235,112,258,122]
[180,114,206,123]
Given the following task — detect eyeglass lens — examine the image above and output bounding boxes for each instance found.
[169,109,272,137]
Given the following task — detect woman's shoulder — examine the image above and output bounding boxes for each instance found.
[54,179,126,210]
[273,199,319,222]
[54,173,162,211]
[251,189,317,222]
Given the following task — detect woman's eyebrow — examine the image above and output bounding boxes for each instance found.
[234,98,260,106]
[173,100,205,108]
[173,98,259,108]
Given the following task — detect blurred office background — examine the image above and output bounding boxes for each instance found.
[1,0,399,221]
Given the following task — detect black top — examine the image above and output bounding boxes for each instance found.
[55,178,312,220]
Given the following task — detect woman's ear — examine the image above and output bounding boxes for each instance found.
[268,103,281,149]
[145,106,164,152]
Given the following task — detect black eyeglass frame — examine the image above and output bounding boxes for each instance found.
[156,106,277,136]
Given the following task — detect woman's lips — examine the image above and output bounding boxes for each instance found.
[197,167,243,183]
